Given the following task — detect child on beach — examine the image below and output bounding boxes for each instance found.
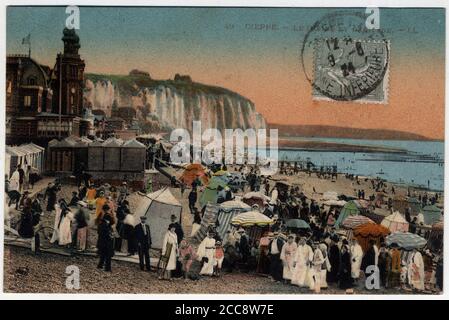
[214,241,225,277]
[179,239,196,280]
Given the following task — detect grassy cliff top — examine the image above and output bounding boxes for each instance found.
[85,73,251,102]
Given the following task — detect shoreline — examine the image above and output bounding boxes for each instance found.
[278,138,408,154]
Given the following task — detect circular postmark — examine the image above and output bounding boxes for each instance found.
[300,11,389,102]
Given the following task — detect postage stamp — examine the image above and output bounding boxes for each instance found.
[313,39,389,103]
[300,11,390,104]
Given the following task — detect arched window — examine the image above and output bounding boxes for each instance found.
[27,76,37,86]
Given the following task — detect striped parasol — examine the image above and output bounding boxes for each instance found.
[342,215,374,229]
[220,200,251,212]
[386,232,427,250]
[231,210,274,227]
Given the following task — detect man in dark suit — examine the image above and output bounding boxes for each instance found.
[135,216,152,271]
[170,214,184,243]
[97,215,114,272]
[31,193,44,227]
[268,232,285,282]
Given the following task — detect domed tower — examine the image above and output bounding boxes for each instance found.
[52,28,85,116]
[62,27,81,55]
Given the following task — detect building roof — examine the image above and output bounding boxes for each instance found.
[88,140,104,147]
[19,143,45,154]
[102,137,123,147]
[122,139,146,149]
[27,142,45,151]
[6,146,27,157]
[7,54,51,86]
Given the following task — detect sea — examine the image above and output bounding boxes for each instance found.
[278,137,444,191]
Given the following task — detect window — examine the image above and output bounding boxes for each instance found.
[71,66,78,78]
[27,76,36,86]
[24,96,31,107]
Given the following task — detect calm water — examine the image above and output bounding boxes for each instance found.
[278,138,444,191]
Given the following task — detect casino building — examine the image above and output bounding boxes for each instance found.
[6,28,88,145]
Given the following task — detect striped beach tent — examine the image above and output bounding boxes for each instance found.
[194,203,220,242]
[335,201,360,229]
[216,200,251,239]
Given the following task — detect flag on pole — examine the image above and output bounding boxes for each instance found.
[22,34,31,45]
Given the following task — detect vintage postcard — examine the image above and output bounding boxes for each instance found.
[1,3,446,299]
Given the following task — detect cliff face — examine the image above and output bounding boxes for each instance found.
[84,73,266,132]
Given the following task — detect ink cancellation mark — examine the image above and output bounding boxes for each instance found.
[313,38,389,102]
[300,11,390,103]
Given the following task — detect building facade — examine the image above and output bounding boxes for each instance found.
[51,28,85,116]
[6,28,86,145]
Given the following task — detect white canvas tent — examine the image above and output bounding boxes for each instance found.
[381,211,409,233]
[19,143,45,173]
[134,187,182,249]
[6,144,45,178]
[6,146,27,178]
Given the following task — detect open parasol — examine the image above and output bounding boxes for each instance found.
[342,215,374,230]
[231,210,274,227]
[285,219,311,230]
[385,232,427,250]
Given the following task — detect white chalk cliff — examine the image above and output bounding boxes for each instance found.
[84,74,266,133]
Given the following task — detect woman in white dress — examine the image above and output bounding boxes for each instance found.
[319,243,330,289]
[160,224,178,280]
[407,249,425,291]
[291,238,313,287]
[197,232,216,276]
[280,235,297,282]
[9,169,20,192]
[59,209,74,246]
[50,202,62,244]
[350,238,363,280]
[309,242,325,293]
[50,199,73,246]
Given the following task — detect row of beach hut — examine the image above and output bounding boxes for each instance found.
[5,143,45,179]
[46,136,146,173]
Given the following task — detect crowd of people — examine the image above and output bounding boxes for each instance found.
[4,159,444,293]
[181,162,444,293]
